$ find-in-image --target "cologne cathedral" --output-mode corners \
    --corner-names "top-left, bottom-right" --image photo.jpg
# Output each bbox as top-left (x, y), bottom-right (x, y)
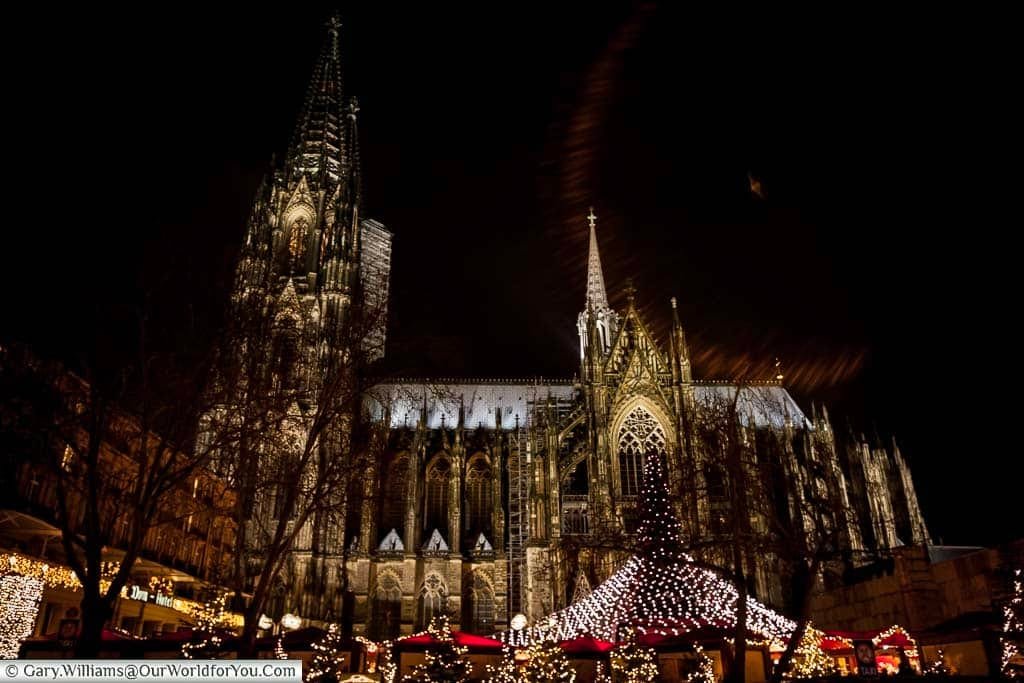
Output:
top-left (221, 17), bottom-right (931, 639)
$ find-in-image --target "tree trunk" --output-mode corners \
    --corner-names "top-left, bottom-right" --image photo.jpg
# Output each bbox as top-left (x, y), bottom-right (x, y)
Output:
top-left (729, 550), bottom-right (749, 683)
top-left (769, 560), bottom-right (818, 683)
top-left (238, 600), bottom-right (262, 658)
top-left (74, 591), bottom-right (113, 658)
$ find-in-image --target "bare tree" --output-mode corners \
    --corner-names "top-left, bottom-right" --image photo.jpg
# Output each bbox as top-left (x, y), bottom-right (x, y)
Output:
top-left (204, 273), bottom-right (389, 656)
top-left (0, 317), bottom-right (237, 657)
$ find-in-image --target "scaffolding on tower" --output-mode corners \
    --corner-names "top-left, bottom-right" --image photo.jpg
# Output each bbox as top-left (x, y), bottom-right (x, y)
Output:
top-left (507, 420), bottom-right (530, 618)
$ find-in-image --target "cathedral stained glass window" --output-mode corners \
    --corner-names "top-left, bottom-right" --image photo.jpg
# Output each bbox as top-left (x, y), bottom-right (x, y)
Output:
top-left (617, 407), bottom-right (666, 497)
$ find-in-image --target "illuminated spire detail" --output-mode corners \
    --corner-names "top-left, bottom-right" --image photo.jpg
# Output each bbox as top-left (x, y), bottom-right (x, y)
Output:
top-left (586, 207), bottom-right (610, 312)
top-left (286, 12), bottom-right (349, 189)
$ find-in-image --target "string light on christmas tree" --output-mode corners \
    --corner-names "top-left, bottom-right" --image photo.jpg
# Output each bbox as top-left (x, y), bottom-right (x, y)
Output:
top-left (379, 640), bottom-right (398, 683)
top-left (403, 616), bottom-right (472, 682)
top-left (501, 454), bottom-right (794, 646)
top-left (0, 575), bottom-right (43, 658)
top-left (788, 625), bottom-right (834, 679)
top-left (307, 623), bottom-right (346, 682)
top-left (1003, 569), bottom-right (1023, 679)
top-left (925, 648), bottom-right (951, 676)
top-left (484, 645), bottom-right (522, 683)
top-left (181, 591), bottom-right (229, 659)
top-left (611, 633), bottom-right (659, 683)
top-left (517, 638), bottom-right (575, 682)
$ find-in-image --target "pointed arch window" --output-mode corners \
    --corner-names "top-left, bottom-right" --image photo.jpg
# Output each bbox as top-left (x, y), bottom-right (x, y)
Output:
top-left (370, 572), bottom-right (402, 640)
top-left (424, 457), bottom-right (450, 535)
top-left (289, 216), bottom-right (309, 267)
top-left (416, 573), bottom-right (447, 630)
top-left (382, 456), bottom-right (408, 541)
top-left (465, 456), bottom-right (492, 538)
top-left (617, 407), bottom-right (666, 497)
top-left (464, 572), bottom-right (495, 634)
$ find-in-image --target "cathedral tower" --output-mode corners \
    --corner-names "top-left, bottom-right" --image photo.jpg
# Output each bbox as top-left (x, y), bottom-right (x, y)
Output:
top-left (219, 14), bottom-right (392, 625)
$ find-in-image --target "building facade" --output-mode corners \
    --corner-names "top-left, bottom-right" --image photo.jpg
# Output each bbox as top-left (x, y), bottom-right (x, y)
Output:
top-left (221, 16), bottom-right (932, 640)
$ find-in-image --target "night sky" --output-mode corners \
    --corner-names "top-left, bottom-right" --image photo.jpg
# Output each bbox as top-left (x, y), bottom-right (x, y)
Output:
top-left (6, 5), bottom-right (1018, 544)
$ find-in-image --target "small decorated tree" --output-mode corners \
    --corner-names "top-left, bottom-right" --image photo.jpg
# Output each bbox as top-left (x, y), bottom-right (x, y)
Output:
top-left (789, 626), bottom-right (834, 678)
top-left (684, 645), bottom-right (715, 683)
top-left (182, 591), bottom-right (229, 659)
top-left (519, 638), bottom-right (576, 682)
top-left (925, 648), bottom-right (951, 676)
top-left (307, 623), bottom-right (347, 682)
top-left (485, 645), bottom-right (522, 683)
top-left (403, 616), bottom-right (471, 682)
top-left (611, 635), bottom-right (659, 683)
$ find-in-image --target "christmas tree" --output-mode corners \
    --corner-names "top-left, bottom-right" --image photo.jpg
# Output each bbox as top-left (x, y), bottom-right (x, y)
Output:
top-left (403, 616), bottom-right (472, 682)
top-left (181, 591), bottom-right (228, 659)
top-left (788, 625), bottom-right (834, 679)
top-left (636, 453), bottom-right (683, 566)
top-left (1004, 569), bottom-right (1023, 679)
top-left (484, 645), bottom-right (522, 683)
top-left (611, 633), bottom-right (659, 683)
top-left (500, 453), bottom-right (794, 646)
top-left (306, 623), bottom-right (346, 682)
top-left (518, 639), bottom-right (576, 682)
top-left (684, 644), bottom-right (715, 683)
top-left (925, 648), bottom-right (951, 676)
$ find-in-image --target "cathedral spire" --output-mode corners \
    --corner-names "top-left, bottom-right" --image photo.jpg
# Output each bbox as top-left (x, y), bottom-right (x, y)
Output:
top-left (286, 13), bottom-right (349, 189)
top-left (585, 207), bottom-right (610, 312)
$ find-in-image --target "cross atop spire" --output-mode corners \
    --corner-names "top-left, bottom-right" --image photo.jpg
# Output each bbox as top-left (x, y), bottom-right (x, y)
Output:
top-left (285, 13), bottom-right (350, 190)
top-left (585, 208), bottom-right (610, 312)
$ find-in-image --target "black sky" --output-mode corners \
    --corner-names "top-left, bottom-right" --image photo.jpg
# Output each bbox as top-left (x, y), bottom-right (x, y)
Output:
top-left (5, 4), bottom-right (1019, 545)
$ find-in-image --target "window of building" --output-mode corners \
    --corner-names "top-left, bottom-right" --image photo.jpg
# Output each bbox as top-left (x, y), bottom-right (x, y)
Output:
top-left (416, 573), bottom-right (447, 630)
top-left (382, 456), bottom-right (408, 540)
top-left (465, 456), bottom-right (492, 538)
top-left (617, 407), bottom-right (666, 497)
top-left (370, 571), bottom-right (402, 641)
top-left (424, 457), bottom-right (450, 535)
top-left (464, 572), bottom-right (495, 634)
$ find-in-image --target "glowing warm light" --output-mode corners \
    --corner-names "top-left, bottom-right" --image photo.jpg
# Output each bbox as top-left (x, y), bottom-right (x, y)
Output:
top-left (281, 613), bottom-right (302, 631)
top-left (500, 454), bottom-right (795, 647)
top-left (0, 575), bottom-right (43, 658)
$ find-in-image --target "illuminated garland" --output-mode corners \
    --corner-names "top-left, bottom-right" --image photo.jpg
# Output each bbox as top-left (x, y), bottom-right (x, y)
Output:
top-left (1, 551), bottom-right (244, 625)
top-left (181, 592), bottom-right (228, 659)
top-left (686, 644), bottom-right (715, 683)
top-left (307, 623), bottom-right (346, 681)
top-left (1003, 569), bottom-right (1023, 679)
top-left (501, 456), bottom-right (795, 646)
top-left (0, 575), bottom-right (43, 658)
top-left (1, 551), bottom-right (89, 591)
top-left (403, 616), bottom-right (471, 682)
top-left (594, 662), bottom-right (612, 683)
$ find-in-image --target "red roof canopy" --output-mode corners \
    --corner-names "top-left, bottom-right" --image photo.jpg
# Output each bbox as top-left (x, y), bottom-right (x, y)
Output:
top-left (560, 635), bottom-right (615, 655)
top-left (821, 626), bottom-right (916, 650)
top-left (397, 630), bottom-right (503, 651)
